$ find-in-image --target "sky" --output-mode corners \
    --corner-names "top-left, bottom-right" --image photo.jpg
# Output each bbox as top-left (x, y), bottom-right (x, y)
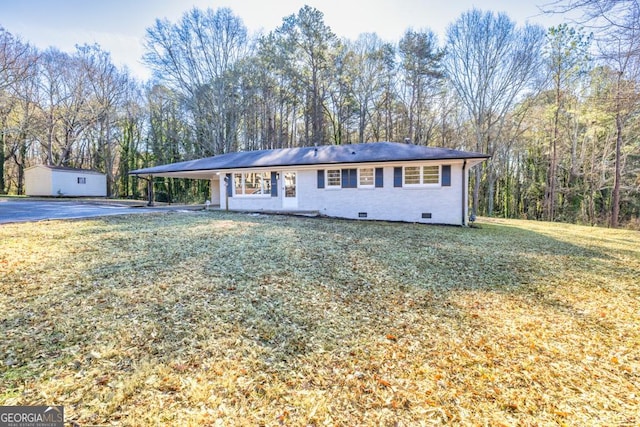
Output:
top-left (0, 0), bottom-right (568, 81)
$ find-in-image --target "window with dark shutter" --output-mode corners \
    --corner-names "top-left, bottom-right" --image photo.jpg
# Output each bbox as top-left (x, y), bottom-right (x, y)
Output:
top-left (317, 170), bottom-right (325, 188)
top-left (341, 169), bottom-right (357, 188)
top-left (393, 167), bottom-right (402, 187)
top-left (226, 173), bottom-right (233, 197)
top-left (375, 168), bottom-right (383, 188)
top-left (271, 172), bottom-right (278, 196)
top-left (402, 165), bottom-right (441, 186)
top-left (442, 165), bottom-right (451, 186)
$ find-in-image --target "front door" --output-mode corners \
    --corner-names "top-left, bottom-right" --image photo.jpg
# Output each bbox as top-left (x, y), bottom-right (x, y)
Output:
top-left (282, 171), bottom-right (298, 209)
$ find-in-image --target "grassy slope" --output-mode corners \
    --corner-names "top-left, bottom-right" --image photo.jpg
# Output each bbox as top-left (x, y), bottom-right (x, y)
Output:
top-left (0, 212), bottom-right (638, 426)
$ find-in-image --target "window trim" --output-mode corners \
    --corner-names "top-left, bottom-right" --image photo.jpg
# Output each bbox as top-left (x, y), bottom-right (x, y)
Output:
top-left (358, 167), bottom-right (375, 188)
top-left (326, 169), bottom-right (341, 188)
top-left (402, 164), bottom-right (441, 187)
top-left (422, 165), bottom-right (440, 185)
top-left (233, 171), bottom-right (272, 197)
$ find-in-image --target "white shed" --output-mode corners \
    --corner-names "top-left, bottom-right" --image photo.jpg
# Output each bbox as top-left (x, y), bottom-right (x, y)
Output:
top-left (24, 165), bottom-right (107, 197)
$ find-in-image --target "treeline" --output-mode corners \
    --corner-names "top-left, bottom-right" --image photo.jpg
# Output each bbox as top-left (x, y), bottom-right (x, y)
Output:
top-left (1, 1), bottom-right (639, 226)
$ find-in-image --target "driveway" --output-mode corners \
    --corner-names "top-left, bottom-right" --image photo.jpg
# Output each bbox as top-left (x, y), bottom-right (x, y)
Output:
top-left (0, 198), bottom-right (183, 224)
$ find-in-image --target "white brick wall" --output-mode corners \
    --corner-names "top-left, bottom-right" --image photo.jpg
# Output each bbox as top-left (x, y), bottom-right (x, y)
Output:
top-left (219, 160), bottom-right (470, 226)
top-left (299, 163), bottom-right (466, 225)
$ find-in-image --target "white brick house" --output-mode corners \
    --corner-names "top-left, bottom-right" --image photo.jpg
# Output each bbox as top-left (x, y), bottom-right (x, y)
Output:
top-left (130, 142), bottom-right (489, 226)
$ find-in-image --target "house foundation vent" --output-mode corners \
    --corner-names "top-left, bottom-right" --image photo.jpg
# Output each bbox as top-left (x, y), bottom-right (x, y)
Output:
top-left (422, 213), bottom-right (432, 219)
top-left (358, 212), bottom-right (368, 218)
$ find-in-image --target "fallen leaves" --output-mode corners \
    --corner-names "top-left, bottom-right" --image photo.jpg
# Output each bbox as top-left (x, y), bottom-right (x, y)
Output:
top-left (1, 212), bottom-right (639, 426)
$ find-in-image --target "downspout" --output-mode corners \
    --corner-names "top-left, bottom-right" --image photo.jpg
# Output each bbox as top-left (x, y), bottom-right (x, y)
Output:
top-left (461, 160), bottom-right (467, 226)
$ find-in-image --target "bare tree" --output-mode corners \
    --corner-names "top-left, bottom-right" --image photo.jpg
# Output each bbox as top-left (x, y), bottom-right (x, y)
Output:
top-left (274, 5), bottom-right (339, 146)
top-left (444, 9), bottom-right (545, 217)
top-left (37, 48), bottom-right (94, 167)
top-left (543, 24), bottom-right (592, 221)
top-left (0, 28), bottom-right (31, 193)
top-left (345, 34), bottom-right (393, 143)
top-left (325, 42), bottom-right (355, 144)
top-left (547, 0), bottom-right (640, 227)
top-left (397, 29), bottom-right (444, 145)
top-left (6, 46), bottom-right (40, 194)
top-left (143, 7), bottom-right (249, 155)
top-left (78, 44), bottom-right (129, 196)
top-left (118, 79), bottom-right (146, 198)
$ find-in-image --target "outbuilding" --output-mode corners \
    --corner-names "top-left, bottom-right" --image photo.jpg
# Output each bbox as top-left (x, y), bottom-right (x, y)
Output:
top-left (24, 165), bottom-right (107, 197)
top-left (130, 142), bottom-right (489, 226)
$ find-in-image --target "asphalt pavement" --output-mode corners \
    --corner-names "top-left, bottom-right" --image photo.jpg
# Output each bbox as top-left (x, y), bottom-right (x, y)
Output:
top-left (0, 198), bottom-right (197, 224)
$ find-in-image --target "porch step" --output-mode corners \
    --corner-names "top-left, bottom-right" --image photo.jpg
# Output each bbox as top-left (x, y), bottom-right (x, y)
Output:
top-left (230, 209), bottom-right (320, 217)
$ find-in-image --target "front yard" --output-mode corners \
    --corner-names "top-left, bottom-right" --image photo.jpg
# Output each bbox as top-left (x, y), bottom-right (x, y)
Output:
top-left (1, 212), bottom-right (638, 425)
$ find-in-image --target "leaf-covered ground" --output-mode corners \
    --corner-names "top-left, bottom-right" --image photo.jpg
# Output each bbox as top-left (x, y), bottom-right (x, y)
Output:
top-left (1, 212), bottom-right (638, 426)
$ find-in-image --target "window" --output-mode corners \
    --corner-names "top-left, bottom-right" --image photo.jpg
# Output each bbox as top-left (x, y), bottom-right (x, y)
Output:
top-left (233, 172), bottom-right (271, 196)
top-left (404, 166), bottom-right (421, 185)
top-left (245, 172), bottom-right (271, 195)
top-left (359, 168), bottom-right (374, 187)
top-left (77, 177), bottom-right (86, 184)
top-left (342, 169), bottom-right (357, 188)
top-left (327, 169), bottom-right (341, 187)
top-left (423, 165), bottom-right (439, 184)
top-left (403, 165), bottom-right (441, 186)
top-left (322, 168), bottom-right (382, 189)
top-left (234, 174), bottom-right (243, 195)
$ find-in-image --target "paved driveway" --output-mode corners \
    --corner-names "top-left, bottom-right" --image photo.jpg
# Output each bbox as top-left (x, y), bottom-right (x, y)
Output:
top-left (0, 199), bottom-right (167, 224)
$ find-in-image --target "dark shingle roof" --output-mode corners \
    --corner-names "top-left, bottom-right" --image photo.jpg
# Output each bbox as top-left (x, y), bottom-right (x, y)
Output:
top-left (130, 142), bottom-right (489, 175)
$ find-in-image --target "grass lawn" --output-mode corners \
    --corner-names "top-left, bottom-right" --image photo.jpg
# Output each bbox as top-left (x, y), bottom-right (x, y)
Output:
top-left (1, 212), bottom-right (638, 426)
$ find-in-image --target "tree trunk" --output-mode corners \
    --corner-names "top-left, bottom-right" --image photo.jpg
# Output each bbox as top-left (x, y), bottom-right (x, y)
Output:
top-left (0, 116), bottom-right (5, 194)
top-left (611, 109), bottom-right (622, 228)
top-left (47, 110), bottom-right (54, 166)
top-left (546, 88), bottom-right (561, 222)
top-left (487, 163), bottom-right (495, 216)
top-left (17, 162), bottom-right (24, 195)
top-left (147, 178), bottom-right (154, 207)
top-left (471, 170), bottom-right (480, 217)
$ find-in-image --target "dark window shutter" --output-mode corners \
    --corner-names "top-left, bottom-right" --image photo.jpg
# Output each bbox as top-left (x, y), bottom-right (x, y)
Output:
top-left (442, 165), bottom-right (451, 186)
top-left (317, 170), bottom-right (325, 188)
top-left (375, 168), bottom-right (383, 188)
top-left (393, 167), bottom-right (402, 187)
top-left (226, 173), bottom-right (233, 197)
top-left (271, 172), bottom-right (278, 196)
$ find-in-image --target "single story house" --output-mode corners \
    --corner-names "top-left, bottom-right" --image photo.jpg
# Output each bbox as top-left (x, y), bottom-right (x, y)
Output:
top-left (130, 142), bottom-right (489, 226)
top-left (24, 165), bottom-right (107, 197)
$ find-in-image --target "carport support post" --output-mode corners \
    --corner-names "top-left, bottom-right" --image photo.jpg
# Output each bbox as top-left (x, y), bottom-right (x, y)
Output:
top-left (224, 175), bottom-right (229, 211)
top-left (147, 175), bottom-right (154, 207)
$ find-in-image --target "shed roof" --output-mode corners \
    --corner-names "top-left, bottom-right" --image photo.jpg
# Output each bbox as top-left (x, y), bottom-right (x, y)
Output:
top-left (130, 142), bottom-right (489, 178)
top-left (26, 165), bottom-right (106, 175)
